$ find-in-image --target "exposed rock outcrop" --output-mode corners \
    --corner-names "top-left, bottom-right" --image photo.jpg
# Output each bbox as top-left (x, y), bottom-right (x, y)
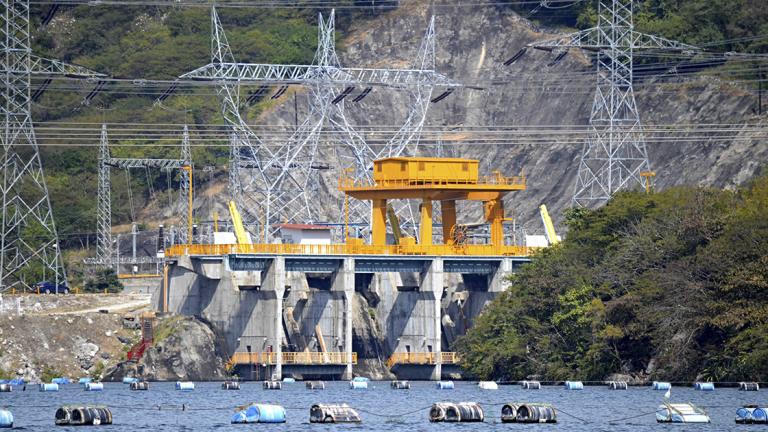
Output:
top-left (105, 315), bottom-right (227, 381)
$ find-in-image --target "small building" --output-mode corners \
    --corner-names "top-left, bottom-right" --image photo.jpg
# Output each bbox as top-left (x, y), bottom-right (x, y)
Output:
top-left (373, 157), bottom-right (479, 184)
top-left (276, 224), bottom-right (332, 245)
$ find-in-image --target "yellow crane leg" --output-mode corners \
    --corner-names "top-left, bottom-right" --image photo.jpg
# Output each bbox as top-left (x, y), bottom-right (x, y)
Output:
top-left (419, 199), bottom-right (433, 245)
top-left (372, 199), bottom-right (387, 245)
top-left (441, 200), bottom-right (457, 245)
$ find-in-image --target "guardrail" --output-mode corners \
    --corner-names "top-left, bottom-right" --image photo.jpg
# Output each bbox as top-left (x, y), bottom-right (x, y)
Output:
top-left (227, 351), bottom-right (357, 367)
top-left (338, 174), bottom-right (526, 190)
top-left (166, 243), bottom-right (531, 258)
top-left (386, 352), bottom-right (459, 369)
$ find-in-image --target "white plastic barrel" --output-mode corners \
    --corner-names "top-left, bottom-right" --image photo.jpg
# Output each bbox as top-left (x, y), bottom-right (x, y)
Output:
top-left (175, 381), bottom-right (195, 391)
top-left (40, 383), bottom-right (59, 392)
top-left (564, 381), bottom-right (583, 390)
top-left (85, 382), bottom-right (104, 392)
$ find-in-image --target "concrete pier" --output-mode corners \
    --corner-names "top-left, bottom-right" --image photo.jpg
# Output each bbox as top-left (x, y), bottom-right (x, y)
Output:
top-left (156, 253), bottom-right (528, 380)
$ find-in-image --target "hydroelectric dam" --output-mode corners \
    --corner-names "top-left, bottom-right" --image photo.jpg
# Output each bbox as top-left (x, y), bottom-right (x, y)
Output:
top-left (152, 157), bottom-right (537, 381)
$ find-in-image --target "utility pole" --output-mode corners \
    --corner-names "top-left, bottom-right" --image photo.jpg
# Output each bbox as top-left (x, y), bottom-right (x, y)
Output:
top-left (1, 0), bottom-right (104, 291)
top-left (525, 0), bottom-right (697, 207)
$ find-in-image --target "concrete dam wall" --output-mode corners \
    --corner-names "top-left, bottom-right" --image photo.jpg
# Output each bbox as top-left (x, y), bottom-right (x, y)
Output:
top-left (154, 254), bottom-right (526, 380)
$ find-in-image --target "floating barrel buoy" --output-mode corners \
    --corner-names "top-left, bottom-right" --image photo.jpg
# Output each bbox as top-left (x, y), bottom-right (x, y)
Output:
top-left (175, 381), bottom-right (195, 391)
top-left (736, 406), bottom-right (768, 424)
top-left (564, 381), bottom-right (583, 390)
top-left (221, 381), bottom-right (240, 390)
top-left (478, 381), bottom-right (498, 390)
top-left (501, 403), bottom-right (557, 423)
top-left (352, 377), bottom-right (369, 382)
top-left (652, 381), bottom-right (671, 390)
top-left (306, 381), bottom-right (325, 390)
top-left (282, 377), bottom-right (296, 383)
top-left (0, 384), bottom-right (11, 393)
top-left (429, 402), bottom-right (484, 423)
top-left (521, 380), bottom-right (541, 389)
top-left (0, 409), bottom-right (12, 428)
top-left (85, 382), bottom-right (104, 392)
top-left (436, 381), bottom-right (454, 390)
top-left (694, 382), bottom-right (715, 391)
top-left (607, 381), bottom-right (628, 390)
top-left (349, 380), bottom-right (368, 389)
top-left (78, 377), bottom-right (92, 385)
top-left (40, 383), bottom-right (59, 392)
top-left (231, 404), bottom-right (286, 424)
top-left (55, 405), bottom-right (112, 426)
top-left (740, 382), bottom-right (760, 391)
top-left (391, 380), bottom-right (410, 390)
top-left (656, 403), bottom-right (710, 423)
top-left (122, 377), bottom-right (139, 384)
top-left (51, 377), bottom-right (70, 385)
top-left (263, 381), bottom-right (282, 390)
top-left (129, 381), bottom-right (149, 391)
top-left (310, 404), bottom-right (361, 423)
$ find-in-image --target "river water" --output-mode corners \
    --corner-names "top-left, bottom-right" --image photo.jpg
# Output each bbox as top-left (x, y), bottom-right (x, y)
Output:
top-left (0, 381), bottom-right (761, 431)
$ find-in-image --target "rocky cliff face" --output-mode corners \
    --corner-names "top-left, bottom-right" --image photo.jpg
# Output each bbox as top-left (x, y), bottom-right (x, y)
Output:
top-left (106, 314), bottom-right (227, 381)
top-left (250, 1), bottom-right (766, 232)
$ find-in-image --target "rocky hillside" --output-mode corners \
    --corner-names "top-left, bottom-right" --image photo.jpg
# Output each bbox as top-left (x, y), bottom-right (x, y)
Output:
top-left (253, 1), bottom-right (766, 233)
top-left (0, 294), bottom-right (146, 382)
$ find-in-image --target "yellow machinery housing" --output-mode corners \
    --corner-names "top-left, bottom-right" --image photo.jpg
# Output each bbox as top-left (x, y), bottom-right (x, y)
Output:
top-left (340, 157), bottom-right (526, 251)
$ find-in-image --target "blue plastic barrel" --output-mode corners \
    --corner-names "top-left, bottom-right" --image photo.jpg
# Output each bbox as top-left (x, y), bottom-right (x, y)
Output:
top-left (51, 377), bottom-right (70, 385)
top-left (349, 380), bottom-right (368, 389)
top-left (248, 404), bottom-right (286, 423)
top-left (85, 382), bottom-right (104, 392)
top-left (753, 408), bottom-right (768, 422)
top-left (40, 383), bottom-right (59, 392)
top-left (282, 377), bottom-right (296, 383)
top-left (122, 377), bottom-right (139, 384)
top-left (436, 381), bottom-right (454, 390)
top-left (694, 382), bottom-right (715, 391)
top-left (175, 381), bottom-right (195, 391)
top-left (736, 407), bottom-right (753, 422)
top-left (231, 404), bottom-right (286, 424)
top-left (564, 381), bottom-right (584, 390)
top-left (0, 409), bottom-right (13, 428)
top-left (652, 381), bottom-right (671, 390)
top-left (78, 377), bottom-right (92, 385)
top-left (352, 377), bottom-right (369, 382)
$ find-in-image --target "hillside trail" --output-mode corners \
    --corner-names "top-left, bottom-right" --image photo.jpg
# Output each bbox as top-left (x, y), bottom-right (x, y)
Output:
top-left (31, 295), bottom-right (151, 316)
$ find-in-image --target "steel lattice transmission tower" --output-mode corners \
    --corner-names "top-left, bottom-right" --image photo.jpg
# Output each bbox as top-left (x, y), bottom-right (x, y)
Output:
top-left (90, 125), bottom-right (189, 266)
top-left (527, 0), bottom-right (696, 207)
top-left (96, 125), bottom-right (112, 264)
top-left (1, 0), bottom-right (104, 290)
top-left (183, 7), bottom-right (456, 240)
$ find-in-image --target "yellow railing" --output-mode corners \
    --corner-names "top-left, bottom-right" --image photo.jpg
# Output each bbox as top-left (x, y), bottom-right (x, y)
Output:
top-left (386, 352), bottom-right (459, 369)
top-left (227, 351), bottom-right (357, 367)
top-left (166, 242), bottom-right (532, 258)
top-left (338, 174), bottom-right (526, 191)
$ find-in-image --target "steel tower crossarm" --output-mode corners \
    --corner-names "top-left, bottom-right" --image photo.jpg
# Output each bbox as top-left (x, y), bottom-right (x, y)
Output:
top-left (105, 158), bottom-right (187, 170)
top-left (26, 54), bottom-right (106, 77)
top-left (528, 28), bottom-right (698, 52)
top-left (181, 63), bottom-right (458, 88)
